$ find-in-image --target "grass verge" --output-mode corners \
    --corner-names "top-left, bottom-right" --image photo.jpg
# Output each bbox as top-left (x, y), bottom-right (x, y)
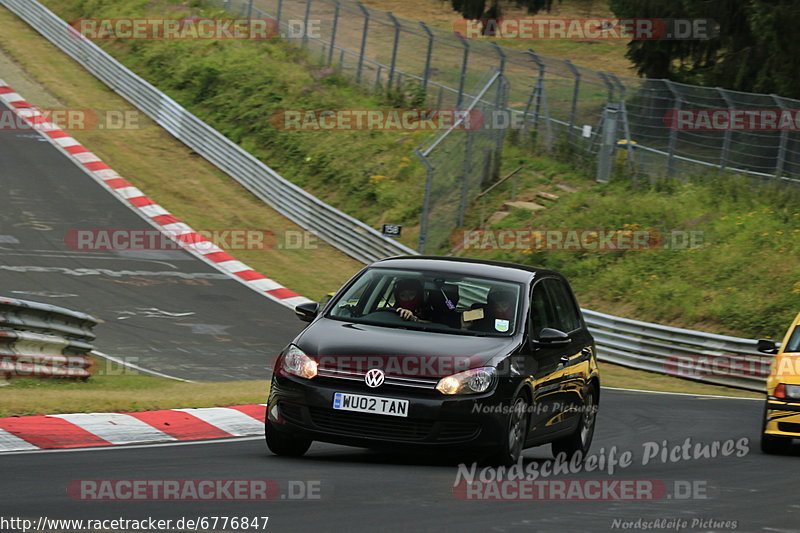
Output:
top-left (0, 359), bottom-right (759, 418)
top-left (0, 361), bottom-right (270, 417)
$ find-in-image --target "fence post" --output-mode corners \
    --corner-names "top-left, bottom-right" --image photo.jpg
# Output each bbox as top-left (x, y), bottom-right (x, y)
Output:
top-left (276, 0), bottom-right (283, 28)
top-left (564, 60), bottom-right (581, 147)
top-left (419, 22), bottom-right (434, 97)
top-left (456, 34), bottom-right (470, 109)
top-left (246, 0), bottom-right (254, 20)
top-left (717, 88), bottom-right (734, 171)
top-left (386, 12), bottom-right (401, 91)
top-left (664, 80), bottom-right (681, 176)
top-left (302, 0), bottom-right (313, 47)
top-left (596, 104), bottom-right (619, 183)
top-left (459, 129), bottom-right (475, 226)
top-left (327, 0), bottom-right (340, 65)
top-left (522, 50), bottom-right (544, 128)
top-left (355, 2), bottom-right (370, 84)
top-left (772, 94), bottom-right (789, 180)
top-left (488, 42), bottom-right (506, 76)
top-left (415, 150), bottom-right (434, 254)
top-left (609, 73), bottom-right (634, 172)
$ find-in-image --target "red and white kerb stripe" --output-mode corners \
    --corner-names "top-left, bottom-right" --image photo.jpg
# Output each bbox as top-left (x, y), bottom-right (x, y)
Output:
top-left (0, 80), bottom-right (312, 309)
top-left (0, 404), bottom-right (266, 451)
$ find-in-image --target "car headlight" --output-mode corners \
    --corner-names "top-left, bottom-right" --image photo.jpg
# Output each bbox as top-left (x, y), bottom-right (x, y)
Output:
top-left (782, 384), bottom-right (800, 400)
top-left (281, 345), bottom-right (317, 379)
top-left (436, 367), bottom-right (496, 395)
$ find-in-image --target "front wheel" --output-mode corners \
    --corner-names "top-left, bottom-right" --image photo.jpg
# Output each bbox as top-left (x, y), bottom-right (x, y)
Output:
top-left (486, 394), bottom-right (529, 466)
top-left (552, 387), bottom-right (597, 463)
top-left (265, 419), bottom-right (312, 457)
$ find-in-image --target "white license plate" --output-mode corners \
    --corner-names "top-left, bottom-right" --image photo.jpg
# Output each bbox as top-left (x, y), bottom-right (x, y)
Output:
top-left (332, 392), bottom-right (409, 417)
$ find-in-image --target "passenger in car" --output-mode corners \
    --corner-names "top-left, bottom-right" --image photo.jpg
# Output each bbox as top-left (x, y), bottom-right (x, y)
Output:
top-left (464, 288), bottom-right (516, 333)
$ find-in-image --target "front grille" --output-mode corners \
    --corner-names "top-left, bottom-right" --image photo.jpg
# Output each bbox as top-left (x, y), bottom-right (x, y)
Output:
top-left (778, 422), bottom-right (800, 434)
top-left (309, 407), bottom-right (434, 441)
top-left (438, 421), bottom-right (481, 442)
top-left (278, 402), bottom-right (305, 425)
top-left (316, 367), bottom-right (439, 390)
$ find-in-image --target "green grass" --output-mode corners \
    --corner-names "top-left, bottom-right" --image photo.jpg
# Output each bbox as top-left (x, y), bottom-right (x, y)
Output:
top-left (0, 360), bottom-right (270, 417)
top-left (0, 358), bottom-right (758, 418)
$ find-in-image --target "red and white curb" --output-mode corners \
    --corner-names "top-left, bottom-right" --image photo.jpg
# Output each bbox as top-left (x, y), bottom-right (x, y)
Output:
top-left (0, 80), bottom-right (313, 310)
top-left (0, 81), bottom-right (313, 451)
top-left (0, 404), bottom-right (266, 452)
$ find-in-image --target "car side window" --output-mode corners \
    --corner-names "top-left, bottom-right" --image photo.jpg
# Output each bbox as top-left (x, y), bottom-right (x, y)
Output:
top-left (543, 278), bottom-right (581, 333)
top-left (530, 282), bottom-right (558, 340)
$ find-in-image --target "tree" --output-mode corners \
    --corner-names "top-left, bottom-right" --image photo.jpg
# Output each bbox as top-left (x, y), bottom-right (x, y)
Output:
top-left (609, 0), bottom-right (800, 98)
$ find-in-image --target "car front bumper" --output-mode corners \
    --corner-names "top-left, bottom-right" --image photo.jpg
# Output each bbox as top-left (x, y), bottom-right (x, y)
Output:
top-left (267, 374), bottom-right (513, 450)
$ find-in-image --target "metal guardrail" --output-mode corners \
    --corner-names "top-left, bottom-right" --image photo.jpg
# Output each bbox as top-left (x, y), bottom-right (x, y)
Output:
top-left (0, 297), bottom-right (98, 379)
top-left (583, 309), bottom-right (770, 392)
top-left (1, 0), bottom-right (774, 392)
top-left (0, 0), bottom-right (416, 265)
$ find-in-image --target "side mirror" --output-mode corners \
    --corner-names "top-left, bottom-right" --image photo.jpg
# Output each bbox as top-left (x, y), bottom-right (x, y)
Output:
top-left (295, 302), bottom-right (319, 323)
top-left (533, 327), bottom-right (571, 346)
top-left (757, 339), bottom-right (779, 355)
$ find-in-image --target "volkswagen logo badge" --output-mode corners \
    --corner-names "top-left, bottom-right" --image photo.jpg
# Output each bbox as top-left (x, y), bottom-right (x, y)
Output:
top-left (365, 368), bottom-right (385, 388)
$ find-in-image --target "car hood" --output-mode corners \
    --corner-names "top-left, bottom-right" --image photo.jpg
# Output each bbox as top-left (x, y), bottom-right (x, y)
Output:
top-left (294, 317), bottom-right (520, 375)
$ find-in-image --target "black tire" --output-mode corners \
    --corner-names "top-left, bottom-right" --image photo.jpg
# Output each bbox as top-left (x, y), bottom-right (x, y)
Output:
top-left (760, 402), bottom-right (792, 455)
top-left (487, 394), bottom-right (529, 466)
top-left (551, 387), bottom-right (597, 463)
top-left (265, 419), bottom-right (312, 457)
top-left (761, 433), bottom-right (792, 455)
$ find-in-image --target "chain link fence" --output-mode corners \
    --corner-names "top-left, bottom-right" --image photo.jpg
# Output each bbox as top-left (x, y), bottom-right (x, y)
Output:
top-left (212, 0), bottom-right (800, 186)
top-left (414, 70), bottom-right (509, 253)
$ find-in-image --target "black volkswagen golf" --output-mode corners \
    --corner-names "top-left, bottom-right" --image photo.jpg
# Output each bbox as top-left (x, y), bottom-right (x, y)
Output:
top-left (266, 256), bottom-right (599, 465)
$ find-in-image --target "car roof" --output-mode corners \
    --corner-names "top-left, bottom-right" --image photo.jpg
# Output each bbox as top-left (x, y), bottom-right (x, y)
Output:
top-left (369, 256), bottom-right (561, 284)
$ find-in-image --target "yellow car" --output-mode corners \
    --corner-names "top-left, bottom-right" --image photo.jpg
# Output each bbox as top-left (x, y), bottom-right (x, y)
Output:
top-left (759, 312), bottom-right (800, 454)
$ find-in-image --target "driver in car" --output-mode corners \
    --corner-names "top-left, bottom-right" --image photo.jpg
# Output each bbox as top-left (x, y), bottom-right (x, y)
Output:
top-left (392, 278), bottom-right (427, 322)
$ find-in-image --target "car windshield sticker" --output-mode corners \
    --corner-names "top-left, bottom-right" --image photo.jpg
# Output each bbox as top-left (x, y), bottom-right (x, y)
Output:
top-left (495, 319), bottom-right (509, 332)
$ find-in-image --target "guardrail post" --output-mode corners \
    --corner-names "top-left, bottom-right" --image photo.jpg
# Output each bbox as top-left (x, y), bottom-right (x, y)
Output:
top-left (302, 0), bottom-right (313, 47)
top-left (419, 22), bottom-right (434, 97)
top-left (386, 12), bottom-right (401, 91)
top-left (415, 150), bottom-right (434, 254)
top-left (327, 0), bottom-right (340, 66)
top-left (596, 104), bottom-right (619, 183)
top-left (772, 94), bottom-right (789, 180)
top-left (355, 2), bottom-right (370, 84)
top-left (717, 87), bottom-right (734, 171)
top-left (564, 60), bottom-right (581, 147)
top-left (456, 34), bottom-right (470, 109)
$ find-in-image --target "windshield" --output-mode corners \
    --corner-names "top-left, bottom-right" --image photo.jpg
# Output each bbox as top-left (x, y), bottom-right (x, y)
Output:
top-left (326, 267), bottom-right (522, 337)
top-left (785, 326), bottom-right (800, 353)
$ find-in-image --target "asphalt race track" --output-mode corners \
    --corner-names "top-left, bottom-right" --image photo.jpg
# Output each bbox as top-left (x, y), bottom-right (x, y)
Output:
top-left (0, 99), bottom-right (304, 381)
top-left (2, 390), bottom-right (797, 532)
